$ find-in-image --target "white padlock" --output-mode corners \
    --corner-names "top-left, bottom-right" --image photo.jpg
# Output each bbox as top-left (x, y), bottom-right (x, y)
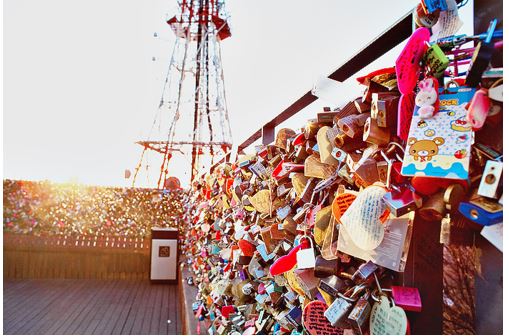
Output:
top-left (296, 236), bottom-right (316, 269)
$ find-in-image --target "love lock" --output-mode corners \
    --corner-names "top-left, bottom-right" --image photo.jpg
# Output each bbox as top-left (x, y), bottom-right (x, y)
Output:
top-left (296, 235), bottom-right (316, 269)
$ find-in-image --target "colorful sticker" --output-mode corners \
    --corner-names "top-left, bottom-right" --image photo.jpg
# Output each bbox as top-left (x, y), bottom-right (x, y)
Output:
top-left (401, 87), bottom-right (475, 179)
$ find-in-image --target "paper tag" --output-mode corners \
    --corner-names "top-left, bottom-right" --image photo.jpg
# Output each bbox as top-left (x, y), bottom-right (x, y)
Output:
top-left (370, 296), bottom-right (407, 335)
top-left (430, 0), bottom-right (463, 42)
top-left (337, 215), bottom-right (411, 272)
top-left (340, 186), bottom-right (386, 250)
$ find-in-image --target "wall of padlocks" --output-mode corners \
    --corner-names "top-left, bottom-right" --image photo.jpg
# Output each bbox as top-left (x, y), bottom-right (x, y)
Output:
top-left (181, 0), bottom-right (503, 334)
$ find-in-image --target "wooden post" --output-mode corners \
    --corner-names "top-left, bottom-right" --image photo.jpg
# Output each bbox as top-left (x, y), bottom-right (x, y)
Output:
top-left (400, 215), bottom-right (443, 334)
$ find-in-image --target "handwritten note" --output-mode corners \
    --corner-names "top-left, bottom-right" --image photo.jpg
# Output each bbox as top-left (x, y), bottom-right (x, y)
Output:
top-left (337, 215), bottom-right (411, 272)
top-left (396, 28), bottom-right (430, 94)
top-left (340, 186), bottom-right (386, 250)
top-left (303, 300), bottom-right (344, 335)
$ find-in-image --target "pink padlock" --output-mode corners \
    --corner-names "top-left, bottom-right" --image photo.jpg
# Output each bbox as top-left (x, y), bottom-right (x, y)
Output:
top-left (466, 88), bottom-right (490, 130)
top-left (391, 286), bottom-right (422, 312)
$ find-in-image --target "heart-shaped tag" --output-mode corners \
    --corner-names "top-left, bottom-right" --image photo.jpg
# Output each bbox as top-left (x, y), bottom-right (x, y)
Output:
top-left (370, 296), bottom-right (408, 335)
top-left (340, 185), bottom-right (386, 250)
top-left (396, 27), bottom-right (430, 95)
top-left (303, 300), bottom-right (344, 335)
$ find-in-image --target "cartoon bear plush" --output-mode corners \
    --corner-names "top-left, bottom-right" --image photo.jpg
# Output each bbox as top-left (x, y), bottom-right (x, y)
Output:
top-left (408, 137), bottom-right (445, 161)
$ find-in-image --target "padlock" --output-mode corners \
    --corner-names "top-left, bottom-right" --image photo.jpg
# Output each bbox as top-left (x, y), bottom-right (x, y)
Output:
top-left (317, 108), bottom-right (338, 124)
top-left (391, 285), bottom-right (422, 312)
top-left (363, 117), bottom-right (390, 145)
top-left (354, 260), bottom-right (377, 280)
top-left (294, 268), bottom-right (320, 299)
top-left (324, 284), bottom-right (366, 328)
top-left (275, 128), bottom-right (296, 150)
top-left (418, 190), bottom-right (446, 221)
top-left (319, 275), bottom-right (345, 297)
top-left (466, 87), bottom-right (490, 130)
top-left (383, 187), bottom-right (423, 217)
top-left (334, 133), bottom-right (365, 152)
top-left (423, 43), bottom-right (450, 77)
top-left (354, 97), bottom-right (371, 113)
top-left (477, 160), bottom-right (503, 199)
top-left (324, 297), bottom-right (353, 328)
top-left (335, 100), bottom-right (361, 121)
top-left (284, 306), bottom-right (302, 329)
top-left (313, 255), bottom-right (340, 278)
top-left (459, 194), bottom-right (503, 226)
top-left (304, 120), bottom-right (320, 140)
top-left (296, 236), bottom-right (316, 269)
top-left (347, 294), bottom-right (371, 331)
top-left (373, 94), bottom-right (399, 131)
top-left (336, 113), bottom-right (370, 138)
top-left (353, 157), bottom-right (383, 188)
top-left (362, 80), bottom-right (389, 105)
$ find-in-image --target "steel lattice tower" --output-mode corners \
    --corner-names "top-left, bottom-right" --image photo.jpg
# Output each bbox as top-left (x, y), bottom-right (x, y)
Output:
top-left (134, 0), bottom-right (233, 187)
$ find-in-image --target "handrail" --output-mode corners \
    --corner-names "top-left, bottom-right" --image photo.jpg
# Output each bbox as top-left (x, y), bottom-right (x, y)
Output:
top-left (201, 10), bottom-right (414, 178)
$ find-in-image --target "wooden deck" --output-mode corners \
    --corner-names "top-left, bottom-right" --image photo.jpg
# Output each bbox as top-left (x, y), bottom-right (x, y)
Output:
top-left (3, 279), bottom-right (181, 335)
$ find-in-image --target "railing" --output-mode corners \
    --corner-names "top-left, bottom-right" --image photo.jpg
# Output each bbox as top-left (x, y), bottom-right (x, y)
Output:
top-left (201, 9), bottom-right (414, 176)
top-left (4, 233), bottom-right (151, 280)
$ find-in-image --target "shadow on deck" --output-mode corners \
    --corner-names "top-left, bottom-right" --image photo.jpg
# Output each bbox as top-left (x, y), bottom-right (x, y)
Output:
top-left (3, 279), bottom-right (181, 335)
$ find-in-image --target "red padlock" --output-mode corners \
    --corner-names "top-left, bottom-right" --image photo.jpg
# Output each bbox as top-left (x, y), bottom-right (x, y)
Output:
top-left (269, 239), bottom-right (310, 276)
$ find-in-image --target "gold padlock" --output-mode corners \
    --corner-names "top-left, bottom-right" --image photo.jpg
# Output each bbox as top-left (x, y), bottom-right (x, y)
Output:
top-left (363, 117), bottom-right (390, 145)
top-left (336, 113), bottom-right (369, 138)
top-left (354, 97), bottom-right (371, 113)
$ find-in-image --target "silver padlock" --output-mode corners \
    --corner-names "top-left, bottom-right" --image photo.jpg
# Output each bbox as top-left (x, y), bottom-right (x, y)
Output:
top-left (324, 284), bottom-right (366, 327)
top-left (296, 236), bottom-right (316, 269)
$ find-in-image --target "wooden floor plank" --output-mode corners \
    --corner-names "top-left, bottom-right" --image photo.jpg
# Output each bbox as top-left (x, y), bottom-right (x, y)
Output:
top-left (110, 280), bottom-right (143, 335)
top-left (101, 280), bottom-right (138, 335)
top-left (21, 280), bottom-right (88, 335)
top-left (34, 280), bottom-right (98, 335)
top-left (5, 280), bottom-right (75, 335)
top-left (70, 280), bottom-right (119, 335)
top-left (50, 280), bottom-right (106, 335)
top-left (82, 280), bottom-right (119, 335)
top-left (91, 279), bottom-right (129, 335)
top-left (4, 280), bottom-right (65, 333)
top-left (3, 279), bottom-right (180, 335)
top-left (125, 279), bottom-right (152, 335)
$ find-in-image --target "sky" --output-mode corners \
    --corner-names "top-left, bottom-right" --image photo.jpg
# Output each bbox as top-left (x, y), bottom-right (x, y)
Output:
top-left (3, 0), bottom-right (473, 187)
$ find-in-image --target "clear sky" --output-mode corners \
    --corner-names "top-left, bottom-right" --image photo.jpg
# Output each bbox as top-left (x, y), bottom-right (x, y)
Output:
top-left (3, 0), bottom-right (473, 187)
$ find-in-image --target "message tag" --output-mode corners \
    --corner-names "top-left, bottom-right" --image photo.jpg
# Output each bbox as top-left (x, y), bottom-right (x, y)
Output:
top-left (303, 300), bottom-right (344, 335)
top-left (430, 0), bottom-right (463, 42)
top-left (401, 86), bottom-right (475, 179)
top-left (369, 296), bottom-right (408, 335)
top-left (396, 27), bottom-right (430, 94)
top-left (337, 214), bottom-right (412, 272)
top-left (340, 186), bottom-right (386, 250)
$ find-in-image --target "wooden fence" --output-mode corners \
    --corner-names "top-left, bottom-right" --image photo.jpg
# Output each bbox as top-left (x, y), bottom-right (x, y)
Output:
top-left (3, 233), bottom-right (151, 280)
